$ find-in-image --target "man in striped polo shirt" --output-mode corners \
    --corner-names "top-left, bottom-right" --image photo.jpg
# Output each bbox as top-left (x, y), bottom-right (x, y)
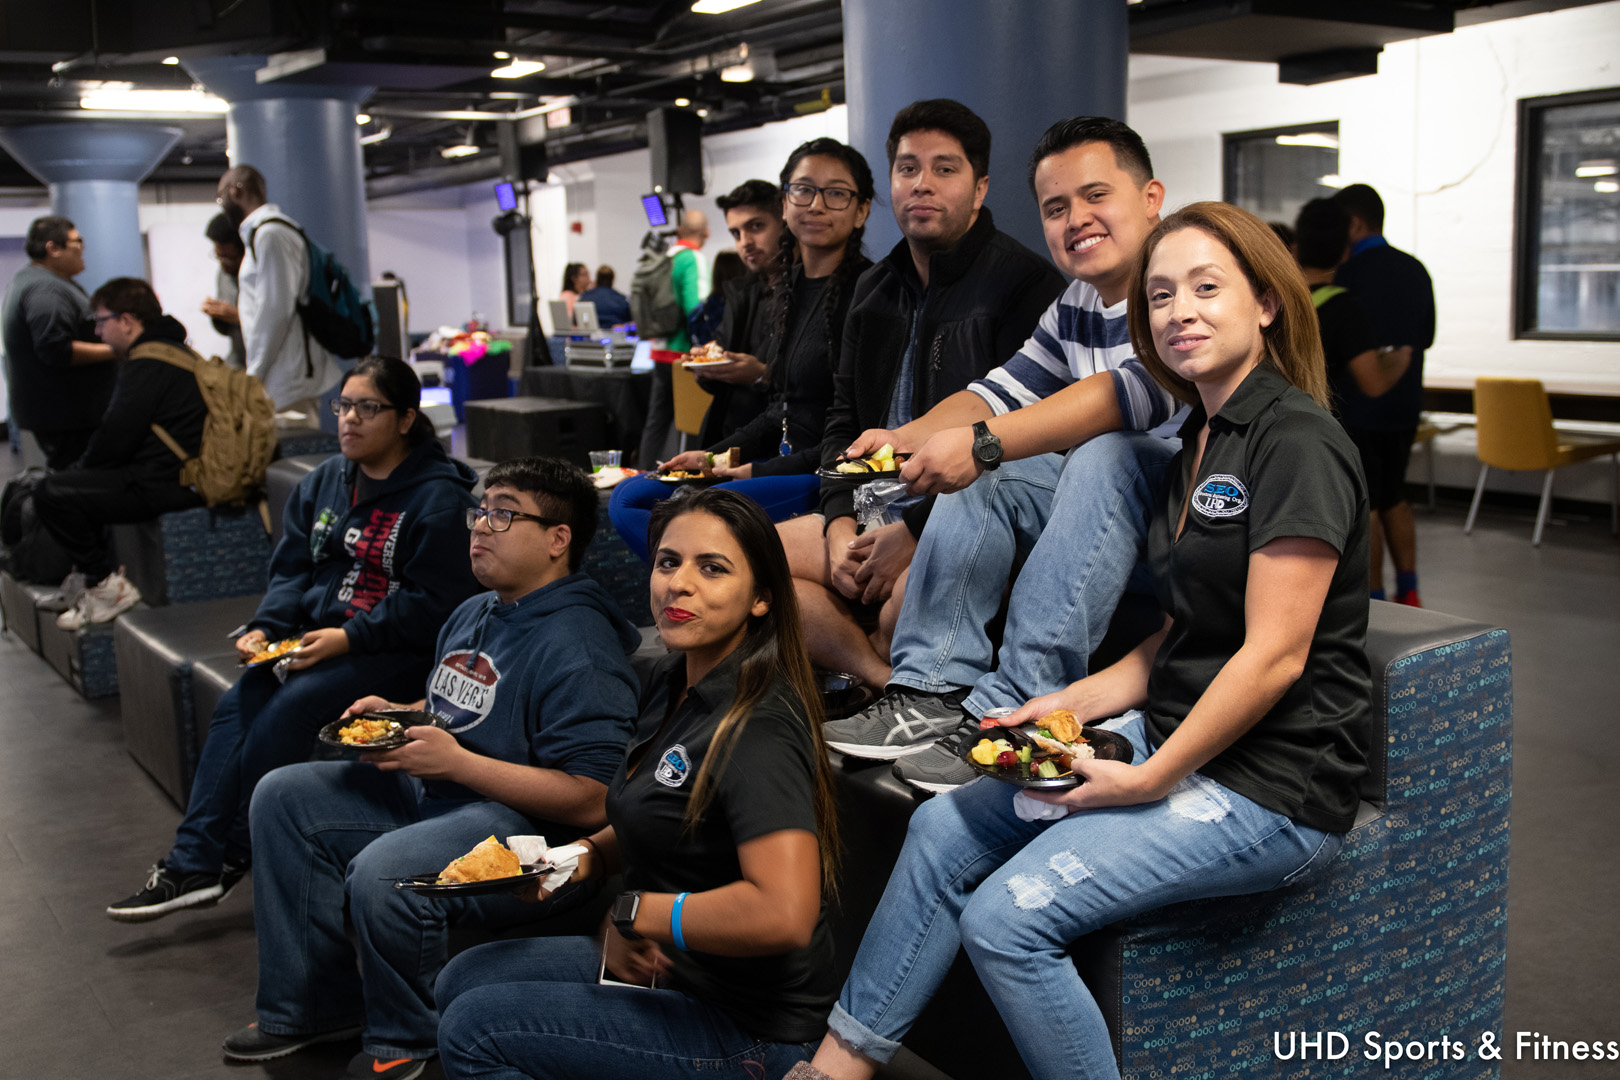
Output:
top-left (824, 118), bottom-right (1180, 791)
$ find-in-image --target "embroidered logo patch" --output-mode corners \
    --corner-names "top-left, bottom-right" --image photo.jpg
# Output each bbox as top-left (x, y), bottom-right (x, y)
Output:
top-left (1191, 474), bottom-right (1249, 518)
top-left (654, 744), bottom-right (691, 788)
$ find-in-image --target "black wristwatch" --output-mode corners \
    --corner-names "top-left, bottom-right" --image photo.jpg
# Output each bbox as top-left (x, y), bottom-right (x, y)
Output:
top-left (972, 420), bottom-right (1003, 472)
top-left (610, 890), bottom-right (643, 939)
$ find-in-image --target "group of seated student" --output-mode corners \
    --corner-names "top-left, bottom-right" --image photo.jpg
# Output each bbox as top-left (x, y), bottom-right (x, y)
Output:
top-left (94, 100), bottom-right (1373, 1080)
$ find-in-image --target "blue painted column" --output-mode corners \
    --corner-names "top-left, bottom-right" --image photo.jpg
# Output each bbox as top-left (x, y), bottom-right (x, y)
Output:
top-left (842, 0), bottom-right (1128, 261)
top-left (184, 56), bottom-right (373, 299)
top-left (0, 122), bottom-right (183, 292)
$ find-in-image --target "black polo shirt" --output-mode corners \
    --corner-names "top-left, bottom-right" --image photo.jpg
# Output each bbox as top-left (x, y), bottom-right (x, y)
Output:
top-left (605, 650), bottom-right (836, 1043)
top-left (1145, 363), bottom-right (1373, 834)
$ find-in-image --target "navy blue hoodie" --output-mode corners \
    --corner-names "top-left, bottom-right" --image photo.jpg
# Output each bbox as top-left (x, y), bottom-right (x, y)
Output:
top-left (422, 572), bottom-right (642, 805)
top-left (249, 439), bottom-right (481, 655)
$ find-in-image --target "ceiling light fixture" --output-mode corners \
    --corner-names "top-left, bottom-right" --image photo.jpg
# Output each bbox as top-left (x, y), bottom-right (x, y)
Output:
top-left (161, 56), bottom-right (180, 66)
top-left (691, 0), bottom-right (761, 13)
top-left (1276, 132), bottom-right (1339, 149)
top-left (696, 108), bottom-right (709, 118)
top-left (360, 126), bottom-right (392, 146)
top-left (493, 51), bottom-right (511, 60)
top-left (674, 97), bottom-right (691, 107)
top-left (355, 113), bottom-right (371, 125)
top-left (720, 64), bottom-right (753, 82)
top-left (442, 126), bottom-right (481, 158)
top-left (492, 59), bottom-right (545, 79)
top-left (1575, 162), bottom-right (1617, 178)
top-left (1595, 180), bottom-right (1620, 194)
top-left (79, 85), bottom-right (228, 114)
top-left (1317, 174), bottom-right (1348, 188)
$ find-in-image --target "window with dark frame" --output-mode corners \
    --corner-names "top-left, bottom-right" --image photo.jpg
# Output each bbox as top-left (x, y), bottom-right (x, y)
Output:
top-left (1515, 88), bottom-right (1620, 340)
top-left (1222, 122), bottom-right (1341, 233)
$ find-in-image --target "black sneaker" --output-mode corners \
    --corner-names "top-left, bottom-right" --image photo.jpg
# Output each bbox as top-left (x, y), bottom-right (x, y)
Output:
top-left (220, 859), bottom-right (249, 902)
top-left (893, 719), bottom-right (982, 793)
top-left (344, 1052), bottom-right (428, 1079)
top-left (822, 687), bottom-right (970, 760)
top-left (222, 1021), bottom-right (364, 1062)
top-left (106, 861), bottom-right (226, 923)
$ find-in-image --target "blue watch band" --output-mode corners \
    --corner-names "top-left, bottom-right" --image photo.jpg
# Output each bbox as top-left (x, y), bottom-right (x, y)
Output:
top-left (671, 891), bottom-right (691, 951)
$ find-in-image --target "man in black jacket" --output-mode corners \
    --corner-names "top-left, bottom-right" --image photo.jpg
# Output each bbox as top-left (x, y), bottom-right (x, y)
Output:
top-left (35, 277), bottom-right (207, 628)
top-left (779, 100), bottom-right (1064, 689)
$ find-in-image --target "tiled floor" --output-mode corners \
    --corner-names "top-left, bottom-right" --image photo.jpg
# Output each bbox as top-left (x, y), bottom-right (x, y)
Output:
top-left (0, 491), bottom-right (1614, 1080)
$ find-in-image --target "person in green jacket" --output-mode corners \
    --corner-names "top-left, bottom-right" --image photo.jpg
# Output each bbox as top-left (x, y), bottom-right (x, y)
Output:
top-left (638, 210), bottom-right (711, 466)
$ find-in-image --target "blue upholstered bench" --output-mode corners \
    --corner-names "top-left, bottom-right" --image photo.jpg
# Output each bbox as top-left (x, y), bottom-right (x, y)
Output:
top-left (112, 505), bottom-right (271, 607)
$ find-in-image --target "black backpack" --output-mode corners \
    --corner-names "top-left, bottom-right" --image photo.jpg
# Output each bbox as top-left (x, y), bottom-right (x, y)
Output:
top-left (249, 217), bottom-right (376, 362)
top-left (0, 469), bottom-right (73, 584)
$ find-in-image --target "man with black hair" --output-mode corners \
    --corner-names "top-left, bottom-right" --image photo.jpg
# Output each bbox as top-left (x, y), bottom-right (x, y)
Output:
top-left (826, 117), bottom-right (1182, 793)
top-left (578, 264), bottom-right (631, 326)
top-left (1, 215), bottom-right (116, 467)
top-left (1333, 183), bottom-right (1434, 606)
top-left (34, 277), bottom-right (207, 627)
top-left (203, 212), bottom-right (247, 369)
top-left (221, 456), bottom-right (641, 1080)
top-left (780, 99), bottom-right (1064, 690)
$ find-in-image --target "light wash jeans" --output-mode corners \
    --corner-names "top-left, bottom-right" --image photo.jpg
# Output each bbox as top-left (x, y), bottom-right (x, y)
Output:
top-left (248, 762), bottom-right (590, 1061)
top-left (436, 937), bottom-right (819, 1079)
top-left (888, 432), bottom-right (1178, 718)
top-left (828, 713), bottom-right (1342, 1080)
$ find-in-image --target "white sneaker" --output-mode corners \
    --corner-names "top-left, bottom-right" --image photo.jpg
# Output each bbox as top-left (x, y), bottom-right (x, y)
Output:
top-left (38, 571), bottom-right (87, 613)
top-left (55, 569), bottom-right (140, 630)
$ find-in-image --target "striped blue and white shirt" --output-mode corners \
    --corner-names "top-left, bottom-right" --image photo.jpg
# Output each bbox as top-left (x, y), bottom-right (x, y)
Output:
top-left (968, 281), bottom-right (1177, 433)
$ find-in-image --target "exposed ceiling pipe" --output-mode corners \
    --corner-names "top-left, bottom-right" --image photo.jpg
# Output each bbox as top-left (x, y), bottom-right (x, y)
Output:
top-left (365, 153), bottom-right (503, 198)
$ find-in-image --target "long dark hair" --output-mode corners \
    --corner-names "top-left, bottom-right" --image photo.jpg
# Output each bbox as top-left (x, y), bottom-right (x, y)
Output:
top-left (646, 488), bottom-right (839, 898)
top-left (345, 356), bottom-right (436, 446)
top-left (768, 138), bottom-right (875, 383)
top-left (561, 261), bottom-right (588, 294)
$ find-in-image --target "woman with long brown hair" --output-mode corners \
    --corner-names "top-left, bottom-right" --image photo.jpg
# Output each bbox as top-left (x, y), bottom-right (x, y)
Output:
top-left (438, 487), bottom-right (840, 1079)
top-left (792, 201), bottom-right (1372, 1080)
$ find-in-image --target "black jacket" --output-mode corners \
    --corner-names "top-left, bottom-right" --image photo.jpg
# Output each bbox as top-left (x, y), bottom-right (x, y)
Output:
top-left (79, 315), bottom-right (208, 481)
top-left (817, 207), bottom-right (1064, 533)
top-left (696, 272), bottom-right (775, 447)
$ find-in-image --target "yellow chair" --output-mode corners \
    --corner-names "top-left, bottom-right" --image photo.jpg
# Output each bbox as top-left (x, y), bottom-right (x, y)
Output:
top-left (1464, 377), bottom-right (1620, 545)
top-left (670, 360), bottom-right (713, 453)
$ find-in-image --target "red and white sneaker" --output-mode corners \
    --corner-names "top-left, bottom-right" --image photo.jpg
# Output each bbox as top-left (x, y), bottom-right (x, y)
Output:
top-left (56, 568), bottom-right (140, 630)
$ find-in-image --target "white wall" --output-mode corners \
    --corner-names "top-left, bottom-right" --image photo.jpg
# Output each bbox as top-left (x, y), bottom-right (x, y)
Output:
top-left (1127, 1), bottom-right (1620, 396)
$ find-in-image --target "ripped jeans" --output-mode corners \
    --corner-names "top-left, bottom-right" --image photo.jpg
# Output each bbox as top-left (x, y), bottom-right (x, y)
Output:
top-left (827, 713), bottom-right (1340, 1080)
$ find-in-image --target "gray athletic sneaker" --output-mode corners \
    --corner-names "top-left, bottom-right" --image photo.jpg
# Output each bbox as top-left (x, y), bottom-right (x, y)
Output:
top-left (823, 687), bottom-right (969, 760)
top-left (893, 720), bottom-right (982, 793)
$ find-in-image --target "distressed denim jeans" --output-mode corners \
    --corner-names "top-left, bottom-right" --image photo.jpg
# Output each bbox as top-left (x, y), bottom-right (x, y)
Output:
top-left (827, 713), bottom-right (1342, 1080)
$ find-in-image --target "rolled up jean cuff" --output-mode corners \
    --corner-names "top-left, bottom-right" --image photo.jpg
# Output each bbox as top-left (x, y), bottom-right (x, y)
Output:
top-left (825, 1003), bottom-right (903, 1065)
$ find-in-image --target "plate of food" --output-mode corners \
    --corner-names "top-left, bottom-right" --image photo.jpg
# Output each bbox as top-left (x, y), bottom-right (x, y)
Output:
top-left (393, 836), bottom-right (555, 896)
top-left (655, 469), bottom-right (716, 484)
top-left (316, 709), bottom-right (440, 751)
top-left (819, 444), bottom-right (910, 481)
top-left (240, 637), bottom-right (304, 666)
top-left (963, 709), bottom-right (1134, 789)
top-left (682, 343), bottom-right (732, 369)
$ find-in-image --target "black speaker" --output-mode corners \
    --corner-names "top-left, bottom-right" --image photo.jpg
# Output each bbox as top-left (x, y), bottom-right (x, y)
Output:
top-left (648, 108), bottom-right (703, 194)
top-left (497, 121), bottom-right (548, 183)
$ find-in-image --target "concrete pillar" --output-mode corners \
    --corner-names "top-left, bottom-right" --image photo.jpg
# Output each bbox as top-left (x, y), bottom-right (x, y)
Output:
top-left (842, 0), bottom-right (1128, 260)
top-left (184, 56), bottom-right (373, 296)
top-left (0, 122), bottom-right (183, 292)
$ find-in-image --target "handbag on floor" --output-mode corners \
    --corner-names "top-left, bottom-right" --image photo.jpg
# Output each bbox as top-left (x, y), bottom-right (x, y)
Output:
top-left (0, 467), bottom-right (74, 584)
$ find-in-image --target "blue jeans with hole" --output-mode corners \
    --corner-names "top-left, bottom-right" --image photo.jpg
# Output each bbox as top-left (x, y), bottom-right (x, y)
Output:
top-left (827, 713), bottom-right (1342, 1080)
top-left (887, 432), bottom-right (1178, 716)
top-left (249, 762), bottom-right (591, 1060)
top-left (436, 936), bottom-right (820, 1079)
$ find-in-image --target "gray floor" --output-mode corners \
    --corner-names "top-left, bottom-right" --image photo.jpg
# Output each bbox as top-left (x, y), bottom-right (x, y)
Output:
top-left (0, 491), bottom-right (1614, 1080)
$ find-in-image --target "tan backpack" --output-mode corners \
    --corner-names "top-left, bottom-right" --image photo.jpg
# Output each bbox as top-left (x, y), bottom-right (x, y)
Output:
top-left (133, 340), bottom-right (279, 511)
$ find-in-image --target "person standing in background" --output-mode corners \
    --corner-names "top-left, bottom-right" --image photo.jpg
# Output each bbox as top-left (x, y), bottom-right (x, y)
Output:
top-left (1333, 183), bottom-right (1435, 606)
top-left (202, 213), bottom-right (247, 369)
top-left (559, 263), bottom-right (591, 323)
top-left (216, 165), bottom-right (341, 427)
top-left (1, 215), bottom-right (116, 468)
top-left (636, 209), bottom-right (710, 469)
top-left (578, 265), bottom-right (632, 326)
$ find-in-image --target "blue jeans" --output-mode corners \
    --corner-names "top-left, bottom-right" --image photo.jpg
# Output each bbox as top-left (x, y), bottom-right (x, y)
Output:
top-left (166, 651), bottom-right (428, 874)
top-left (249, 762), bottom-right (590, 1060)
top-left (888, 432), bottom-right (1177, 716)
top-left (610, 473), bottom-right (821, 561)
top-left (436, 937), bottom-right (819, 1079)
top-left (828, 713), bottom-right (1341, 1080)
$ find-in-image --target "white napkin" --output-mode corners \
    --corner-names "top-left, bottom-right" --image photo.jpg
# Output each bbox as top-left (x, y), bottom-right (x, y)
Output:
top-left (506, 835), bottom-right (589, 890)
top-left (1013, 790), bottom-right (1076, 822)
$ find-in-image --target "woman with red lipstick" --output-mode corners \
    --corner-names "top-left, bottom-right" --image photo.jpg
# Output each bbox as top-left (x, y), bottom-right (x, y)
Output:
top-left (438, 488), bottom-right (841, 1080)
top-left (790, 203), bottom-right (1371, 1080)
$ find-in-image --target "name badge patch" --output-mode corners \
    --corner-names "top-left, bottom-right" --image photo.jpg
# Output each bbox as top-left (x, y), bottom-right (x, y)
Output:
top-left (1192, 474), bottom-right (1249, 518)
top-left (655, 744), bottom-right (691, 788)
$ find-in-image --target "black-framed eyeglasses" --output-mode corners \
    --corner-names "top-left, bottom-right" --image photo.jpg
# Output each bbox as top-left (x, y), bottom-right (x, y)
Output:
top-left (331, 398), bottom-right (399, 420)
top-left (466, 507), bottom-right (564, 532)
top-left (783, 182), bottom-right (859, 210)
top-left (92, 312), bottom-right (122, 327)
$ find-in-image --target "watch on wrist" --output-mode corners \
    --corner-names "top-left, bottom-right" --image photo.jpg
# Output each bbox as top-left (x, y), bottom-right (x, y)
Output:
top-left (610, 890), bottom-right (643, 939)
top-left (972, 420), bottom-right (1003, 472)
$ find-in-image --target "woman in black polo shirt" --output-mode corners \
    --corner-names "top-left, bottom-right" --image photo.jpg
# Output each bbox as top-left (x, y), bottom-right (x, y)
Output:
top-left (792, 202), bottom-right (1371, 1080)
top-left (437, 487), bottom-right (840, 1079)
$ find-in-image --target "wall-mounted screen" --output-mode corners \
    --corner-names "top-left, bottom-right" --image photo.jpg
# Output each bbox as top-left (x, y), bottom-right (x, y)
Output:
top-left (495, 181), bottom-right (518, 212)
top-left (642, 193), bottom-right (669, 227)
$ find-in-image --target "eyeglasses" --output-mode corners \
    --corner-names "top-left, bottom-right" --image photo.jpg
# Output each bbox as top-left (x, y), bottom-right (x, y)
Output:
top-left (331, 398), bottom-right (399, 420)
top-left (92, 312), bottom-right (122, 327)
top-left (466, 507), bottom-right (564, 533)
top-left (783, 182), bottom-right (860, 210)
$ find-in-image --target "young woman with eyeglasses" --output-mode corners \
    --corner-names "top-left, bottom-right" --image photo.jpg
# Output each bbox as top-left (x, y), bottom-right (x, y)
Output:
top-left (610, 138), bottom-right (876, 561)
top-left (108, 356), bottom-right (484, 924)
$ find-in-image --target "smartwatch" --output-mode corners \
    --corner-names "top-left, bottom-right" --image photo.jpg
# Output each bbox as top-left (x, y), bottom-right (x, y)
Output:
top-left (971, 421), bottom-right (1003, 472)
top-left (610, 890), bottom-right (643, 940)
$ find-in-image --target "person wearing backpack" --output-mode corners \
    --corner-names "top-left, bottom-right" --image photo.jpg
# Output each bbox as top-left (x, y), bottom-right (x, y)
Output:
top-left (32, 277), bottom-right (208, 627)
top-left (633, 209), bottom-right (710, 468)
top-left (108, 356), bottom-right (483, 923)
top-left (217, 164), bottom-right (342, 426)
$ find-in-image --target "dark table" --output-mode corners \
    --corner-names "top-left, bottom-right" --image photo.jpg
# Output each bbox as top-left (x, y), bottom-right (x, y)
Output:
top-left (521, 366), bottom-right (653, 464)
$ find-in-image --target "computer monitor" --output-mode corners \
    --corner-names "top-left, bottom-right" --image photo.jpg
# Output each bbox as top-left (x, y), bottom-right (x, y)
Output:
top-left (573, 301), bottom-right (599, 334)
top-left (641, 193), bottom-right (669, 227)
top-left (494, 181), bottom-right (518, 212)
